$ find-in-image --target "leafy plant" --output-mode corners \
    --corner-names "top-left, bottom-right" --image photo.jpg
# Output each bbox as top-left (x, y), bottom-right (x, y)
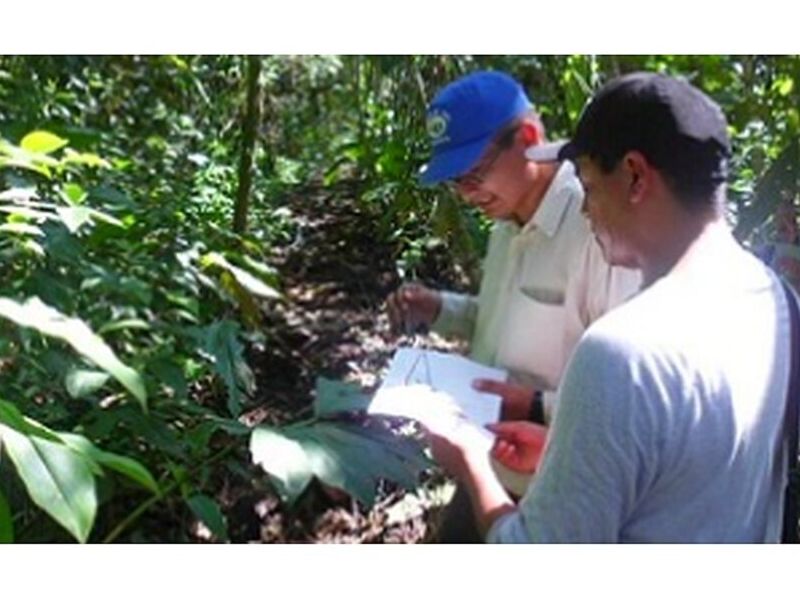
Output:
top-left (250, 377), bottom-right (433, 507)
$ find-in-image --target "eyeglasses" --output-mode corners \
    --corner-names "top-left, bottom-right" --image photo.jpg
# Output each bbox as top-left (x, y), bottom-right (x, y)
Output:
top-left (451, 124), bottom-right (519, 189)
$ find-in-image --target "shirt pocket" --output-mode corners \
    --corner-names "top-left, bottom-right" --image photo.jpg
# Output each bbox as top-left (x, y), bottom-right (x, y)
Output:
top-left (495, 291), bottom-right (567, 390)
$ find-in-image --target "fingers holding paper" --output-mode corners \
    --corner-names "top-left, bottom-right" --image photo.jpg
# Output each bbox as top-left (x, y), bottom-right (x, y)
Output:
top-left (486, 421), bottom-right (548, 474)
top-left (427, 417), bottom-right (494, 482)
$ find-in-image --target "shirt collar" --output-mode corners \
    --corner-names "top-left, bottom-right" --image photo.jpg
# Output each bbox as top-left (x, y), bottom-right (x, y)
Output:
top-left (522, 161), bottom-right (582, 237)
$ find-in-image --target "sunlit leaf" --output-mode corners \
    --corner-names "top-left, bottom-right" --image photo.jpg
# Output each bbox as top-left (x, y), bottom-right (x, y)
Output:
top-left (61, 182), bottom-right (87, 205)
top-left (65, 369), bottom-right (110, 399)
top-left (0, 423), bottom-right (96, 542)
top-left (20, 131), bottom-right (68, 155)
top-left (0, 222), bottom-right (44, 236)
top-left (0, 158), bottom-right (47, 177)
top-left (0, 205), bottom-right (55, 221)
top-left (202, 252), bottom-right (281, 299)
top-left (22, 239), bottom-right (45, 257)
top-left (0, 297), bottom-right (147, 409)
top-left (61, 149), bottom-right (111, 169)
top-left (98, 319), bottom-right (151, 335)
top-left (250, 426), bottom-right (314, 504)
top-left (219, 270), bottom-right (262, 329)
top-left (0, 187), bottom-right (37, 203)
top-left (56, 206), bottom-right (93, 233)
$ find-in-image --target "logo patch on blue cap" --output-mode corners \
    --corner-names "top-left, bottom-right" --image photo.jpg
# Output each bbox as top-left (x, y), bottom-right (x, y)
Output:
top-left (426, 110), bottom-right (450, 145)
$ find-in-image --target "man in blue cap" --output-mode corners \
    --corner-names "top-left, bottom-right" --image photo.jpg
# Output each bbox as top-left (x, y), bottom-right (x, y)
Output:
top-left (427, 72), bottom-right (795, 543)
top-left (385, 71), bottom-right (640, 541)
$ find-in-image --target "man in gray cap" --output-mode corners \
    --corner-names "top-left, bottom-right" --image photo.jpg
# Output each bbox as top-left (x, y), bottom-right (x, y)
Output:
top-left (429, 72), bottom-right (796, 543)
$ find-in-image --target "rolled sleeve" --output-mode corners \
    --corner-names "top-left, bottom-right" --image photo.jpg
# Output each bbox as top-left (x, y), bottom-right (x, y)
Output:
top-left (431, 291), bottom-right (478, 340)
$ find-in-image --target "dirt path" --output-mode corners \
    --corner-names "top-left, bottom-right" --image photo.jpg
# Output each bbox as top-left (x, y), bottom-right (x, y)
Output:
top-left (216, 182), bottom-right (468, 543)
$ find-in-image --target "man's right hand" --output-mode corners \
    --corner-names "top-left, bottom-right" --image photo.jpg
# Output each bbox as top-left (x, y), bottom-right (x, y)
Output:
top-left (385, 283), bottom-right (442, 336)
top-left (486, 421), bottom-right (548, 475)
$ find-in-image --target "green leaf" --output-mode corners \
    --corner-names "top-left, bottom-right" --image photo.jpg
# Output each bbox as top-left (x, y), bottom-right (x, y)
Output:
top-left (202, 252), bottom-right (281, 299)
top-left (250, 426), bottom-right (314, 504)
top-left (61, 149), bottom-right (111, 169)
top-left (194, 320), bottom-right (254, 416)
top-left (0, 423), bottom-right (96, 542)
top-left (187, 494), bottom-right (228, 541)
top-left (0, 488), bottom-right (13, 543)
top-left (0, 399), bottom-right (61, 443)
top-left (0, 297), bottom-right (147, 410)
top-left (0, 222), bottom-right (44, 236)
top-left (313, 377), bottom-right (371, 417)
top-left (301, 422), bottom-right (428, 504)
top-left (20, 131), bottom-right (68, 155)
top-left (734, 140), bottom-right (799, 242)
top-left (0, 205), bottom-right (56, 221)
top-left (251, 419), bottom-right (431, 508)
top-left (61, 183), bottom-right (87, 205)
top-left (86, 207), bottom-right (124, 228)
top-left (56, 206), bottom-right (93, 233)
top-left (98, 318), bottom-right (151, 335)
top-left (55, 206), bottom-right (123, 233)
top-left (296, 432), bottom-right (378, 507)
top-left (57, 432), bottom-right (159, 495)
top-left (65, 369), bottom-right (111, 399)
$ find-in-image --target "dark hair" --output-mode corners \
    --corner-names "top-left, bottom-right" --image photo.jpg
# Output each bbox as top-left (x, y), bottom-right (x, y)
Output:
top-left (565, 73), bottom-right (731, 212)
top-left (589, 137), bottom-right (728, 211)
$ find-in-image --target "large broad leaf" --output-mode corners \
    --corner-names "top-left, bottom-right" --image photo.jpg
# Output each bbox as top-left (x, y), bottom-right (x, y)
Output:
top-left (20, 131), bottom-right (68, 155)
top-left (0, 423), bottom-right (97, 543)
top-left (313, 377), bottom-right (371, 417)
top-left (0, 297), bottom-right (147, 410)
top-left (187, 494), bottom-right (228, 541)
top-left (57, 432), bottom-right (159, 495)
top-left (0, 488), bottom-right (13, 543)
top-left (250, 426), bottom-right (314, 504)
top-left (251, 420), bottom-right (431, 508)
top-left (194, 320), bottom-right (254, 417)
top-left (299, 422), bottom-right (430, 504)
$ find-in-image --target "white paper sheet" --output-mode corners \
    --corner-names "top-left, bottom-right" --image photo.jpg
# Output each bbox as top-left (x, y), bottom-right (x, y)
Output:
top-left (369, 348), bottom-right (505, 436)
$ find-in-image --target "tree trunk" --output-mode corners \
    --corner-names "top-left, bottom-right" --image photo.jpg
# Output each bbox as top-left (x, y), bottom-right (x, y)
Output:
top-left (233, 55), bottom-right (262, 234)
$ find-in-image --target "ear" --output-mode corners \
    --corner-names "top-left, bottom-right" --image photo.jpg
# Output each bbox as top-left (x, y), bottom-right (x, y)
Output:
top-left (623, 151), bottom-right (652, 205)
top-left (519, 121), bottom-right (541, 146)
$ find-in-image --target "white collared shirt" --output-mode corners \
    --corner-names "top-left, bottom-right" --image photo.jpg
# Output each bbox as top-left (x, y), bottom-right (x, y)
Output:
top-left (433, 161), bottom-right (641, 412)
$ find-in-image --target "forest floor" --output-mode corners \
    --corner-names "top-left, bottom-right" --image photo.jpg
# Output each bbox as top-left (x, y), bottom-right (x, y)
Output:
top-left (196, 182), bottom-right (473, 543)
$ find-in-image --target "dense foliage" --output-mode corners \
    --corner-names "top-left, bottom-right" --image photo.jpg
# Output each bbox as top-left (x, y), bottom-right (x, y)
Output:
top-left (0, 55), bottom-right (797, 542)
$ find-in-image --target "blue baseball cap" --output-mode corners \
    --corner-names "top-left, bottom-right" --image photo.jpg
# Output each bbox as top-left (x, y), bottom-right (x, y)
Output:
top-left (418, 71), bottom-right (532, 185)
